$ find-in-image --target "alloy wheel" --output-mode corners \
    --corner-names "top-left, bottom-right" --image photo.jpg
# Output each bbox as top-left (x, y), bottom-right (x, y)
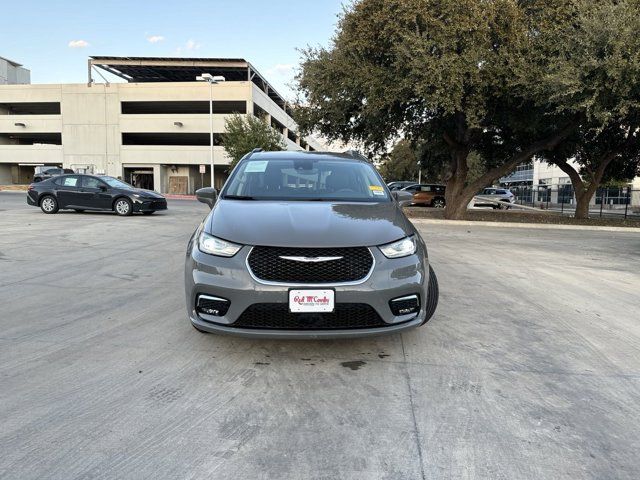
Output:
top-left (42, 198), bottom-right (56, 212)
top-left (116, 200), bottom-right (130, 215)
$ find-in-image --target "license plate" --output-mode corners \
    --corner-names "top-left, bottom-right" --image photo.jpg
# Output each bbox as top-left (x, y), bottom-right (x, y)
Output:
top-left (289, 289), bottom-right (335, 313)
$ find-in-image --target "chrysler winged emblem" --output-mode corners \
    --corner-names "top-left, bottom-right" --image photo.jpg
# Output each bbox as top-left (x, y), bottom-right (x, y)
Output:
top-left (279, 256), bottom-right (343, 263)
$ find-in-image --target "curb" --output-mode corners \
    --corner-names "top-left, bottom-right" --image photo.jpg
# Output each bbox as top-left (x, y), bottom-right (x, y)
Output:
top-left (409, 218), bottom-right (640, 233)
top-left (164, 194), bottom-right (197, 200)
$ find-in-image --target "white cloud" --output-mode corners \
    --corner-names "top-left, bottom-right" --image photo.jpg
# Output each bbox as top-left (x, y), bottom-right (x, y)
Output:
top-left (147, 35), bottom-right (164, 44)
top-left (68, 39), bottom-right (90, 48)
top-left (175, 39), bottom-right (201, 55)
top-left (185, 39), bottom-right (201, 51)
top-left (266, 63), bottom-right (295, 77)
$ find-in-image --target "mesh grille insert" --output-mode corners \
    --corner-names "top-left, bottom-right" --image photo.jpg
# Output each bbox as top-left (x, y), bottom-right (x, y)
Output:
top-left (231, 303), bottom-right (388, 330)
top-left (247, 246), bottom-right (373, 283)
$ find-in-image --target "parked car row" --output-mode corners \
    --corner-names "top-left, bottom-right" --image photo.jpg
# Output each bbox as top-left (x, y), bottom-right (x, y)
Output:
top-left (386, 181), bottom-right (516, 209)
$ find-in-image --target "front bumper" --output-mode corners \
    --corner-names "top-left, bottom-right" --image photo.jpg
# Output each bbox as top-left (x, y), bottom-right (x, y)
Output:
top-left (185, 240), bottom-right (430, 338)
top-left (133, 198), bottom-right (167, 212)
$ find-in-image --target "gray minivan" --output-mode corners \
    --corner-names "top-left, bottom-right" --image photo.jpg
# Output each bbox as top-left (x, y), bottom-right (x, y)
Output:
top-left (185, 151), bottom-right (439, 338)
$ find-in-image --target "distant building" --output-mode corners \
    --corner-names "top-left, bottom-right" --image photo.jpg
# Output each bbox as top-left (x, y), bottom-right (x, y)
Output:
top-left (0, 56), bottom-right (322, 192)
top-left (500, 158), bottom-right (639, 208)
top-left (0, 56), bottom-right (30, 85)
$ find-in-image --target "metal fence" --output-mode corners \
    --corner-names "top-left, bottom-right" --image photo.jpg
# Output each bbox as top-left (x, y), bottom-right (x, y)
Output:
top-left (505, 184), bottom-right (640, 219)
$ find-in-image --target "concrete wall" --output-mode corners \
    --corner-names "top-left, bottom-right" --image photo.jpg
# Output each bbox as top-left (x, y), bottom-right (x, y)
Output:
top-left (0, 58), bottom-right (31, 85)
top-left (0, 80), bottom-right (320, 189)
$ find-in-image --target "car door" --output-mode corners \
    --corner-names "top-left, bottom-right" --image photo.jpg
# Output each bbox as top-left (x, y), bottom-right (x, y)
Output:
top-left (402, 185), bottom-right (419, 203)
top-left (54, 175), bottom-right (82, 207)
top-left (415, 185), bottom-right (433, 205)
top-left (79, 176), bottom-right (112, 210)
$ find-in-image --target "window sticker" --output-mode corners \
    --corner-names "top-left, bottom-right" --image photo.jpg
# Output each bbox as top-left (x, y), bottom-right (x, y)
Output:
top-left (369, 185), bottom-right (385, 196)
top-left (245, 161), bottom-right (268, 173)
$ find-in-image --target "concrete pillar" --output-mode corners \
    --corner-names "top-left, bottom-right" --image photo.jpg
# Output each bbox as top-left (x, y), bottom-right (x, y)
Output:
top-left (153, 164), bottom-right (162, 193)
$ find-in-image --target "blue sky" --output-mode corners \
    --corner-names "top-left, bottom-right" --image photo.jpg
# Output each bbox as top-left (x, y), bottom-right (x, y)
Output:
top-left (1, 0), bottom-right (345, 99)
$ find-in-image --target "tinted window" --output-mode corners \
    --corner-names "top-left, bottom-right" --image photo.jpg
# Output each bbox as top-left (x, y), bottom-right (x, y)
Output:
top-left (419, 186), bottom-right (432, 192)
top-left (101, 177), bottom-right (133, 189)
top-left (483, 188), bottom-right (495, 195)
top-left (224, 158), bottom-right (389, 202)
top-left (496, 189), bottom-right (508, 195)
top-left (54, 176), bottom-right (80, 187)
top-left (82, 176), bottom-right (107, 189)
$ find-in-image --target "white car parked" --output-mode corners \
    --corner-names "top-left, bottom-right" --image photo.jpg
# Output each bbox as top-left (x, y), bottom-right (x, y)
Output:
top-left (473, 188), bottom-right (516, 209)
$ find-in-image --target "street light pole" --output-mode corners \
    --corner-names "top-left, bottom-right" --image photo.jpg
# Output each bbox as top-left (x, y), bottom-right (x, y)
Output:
top-left (196, 74), bottom-right (226, 189)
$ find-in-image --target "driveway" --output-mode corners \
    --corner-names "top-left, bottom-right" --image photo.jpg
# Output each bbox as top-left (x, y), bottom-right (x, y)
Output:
top-left (1, 192), bottom-right (639, 479)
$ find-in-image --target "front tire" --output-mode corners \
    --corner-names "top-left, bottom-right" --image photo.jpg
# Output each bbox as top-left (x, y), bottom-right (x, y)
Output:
top-left (432, 198), bottom-right (445, 208)
top-left (421, 265), bottom-right (439, 325)
top-left (40, 195), bottom-right (59, 214)
top-left (114, 198), bottom-right (133, 216)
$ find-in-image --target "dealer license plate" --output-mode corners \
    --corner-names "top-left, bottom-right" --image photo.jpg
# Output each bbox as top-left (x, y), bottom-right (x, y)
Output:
top-left (289, 289), bottom-right (335, 313)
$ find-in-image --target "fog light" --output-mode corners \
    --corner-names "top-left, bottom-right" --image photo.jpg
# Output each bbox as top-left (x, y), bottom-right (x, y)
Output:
top-left (389, 294), bottom-right (420, 316)
top-left (196, 295), bottom-right (230, 317)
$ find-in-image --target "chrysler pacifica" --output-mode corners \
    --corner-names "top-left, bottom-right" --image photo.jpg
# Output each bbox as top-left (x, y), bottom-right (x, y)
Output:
top-left (185, 151), bottom-right (438, 338)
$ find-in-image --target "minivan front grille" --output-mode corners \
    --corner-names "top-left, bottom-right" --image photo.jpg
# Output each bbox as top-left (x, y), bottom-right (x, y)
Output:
top-left (247, 246), bottom-right (373, 284)
top-left (233, 303), bottom-right (387, 330)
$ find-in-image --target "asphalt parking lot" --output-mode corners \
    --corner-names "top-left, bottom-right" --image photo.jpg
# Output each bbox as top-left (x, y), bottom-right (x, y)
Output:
top-left (1, 191), bottom-right (639, 480)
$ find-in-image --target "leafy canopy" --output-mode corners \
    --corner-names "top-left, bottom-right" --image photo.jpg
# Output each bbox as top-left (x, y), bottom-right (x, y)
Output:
top-left (223, 114), bottom-right (285, 169)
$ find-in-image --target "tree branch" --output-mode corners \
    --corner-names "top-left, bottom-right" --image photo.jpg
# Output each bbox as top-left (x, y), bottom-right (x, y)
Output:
top-left (467, 120), bottom-right (579, 193)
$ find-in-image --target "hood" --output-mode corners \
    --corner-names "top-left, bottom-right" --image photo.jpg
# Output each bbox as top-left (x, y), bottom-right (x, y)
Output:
top-left (206, 200), bottom-right (412, 247)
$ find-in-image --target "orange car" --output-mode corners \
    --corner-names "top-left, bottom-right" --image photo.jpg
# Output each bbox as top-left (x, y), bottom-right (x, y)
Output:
top-left (403, 184), bottom-right (446, 208)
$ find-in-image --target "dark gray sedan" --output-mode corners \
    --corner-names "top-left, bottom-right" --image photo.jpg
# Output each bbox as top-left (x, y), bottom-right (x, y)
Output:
top-left (185, 151), bottom-right (438, 338)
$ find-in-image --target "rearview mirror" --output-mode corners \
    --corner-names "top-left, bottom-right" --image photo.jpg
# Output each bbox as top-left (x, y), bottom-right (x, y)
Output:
top-left (392, 190), bottom-right (414, 207)
top-left (196, 187), bottom-right (217, 209)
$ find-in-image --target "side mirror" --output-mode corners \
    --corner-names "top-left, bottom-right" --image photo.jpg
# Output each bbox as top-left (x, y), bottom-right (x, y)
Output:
top-left (99, 185), bottom-right (108, 192)
top-left (196, 187), bottom-right (217, 209)
top-left (392, 190), bottom-right (414, 207)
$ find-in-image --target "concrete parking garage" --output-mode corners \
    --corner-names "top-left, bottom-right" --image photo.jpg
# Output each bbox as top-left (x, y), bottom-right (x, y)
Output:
top-left (0, 191), bottom-right (639, 479)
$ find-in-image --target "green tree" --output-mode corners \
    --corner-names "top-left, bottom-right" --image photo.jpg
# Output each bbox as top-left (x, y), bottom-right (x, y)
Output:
top-left (545, 124), bottom-right (640, 219)
top-left (295, 0), bottom-right (639, 219)
top-left (378, 140), bottom-right (419, 182)
top-left (538, 1), bottom-right (640, 218)
top-left (222, 114), bottom-right (285, 170)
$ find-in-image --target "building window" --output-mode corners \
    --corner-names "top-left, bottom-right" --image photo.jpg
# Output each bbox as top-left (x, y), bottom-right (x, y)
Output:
top-left (0, 132), bottom-right (62, 145)
top-left (0, 102), bottom-right (61, 115)
top-left (121, 101), bottom-right (246, 115)
top-left (121, 132), bottom-right (224, 146)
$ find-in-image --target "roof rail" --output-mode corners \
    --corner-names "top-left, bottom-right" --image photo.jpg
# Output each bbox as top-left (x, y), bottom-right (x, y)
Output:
top-left (342, 149), bottom-right (371, 162)
top-left (242, 148), bottom-right (264, 161)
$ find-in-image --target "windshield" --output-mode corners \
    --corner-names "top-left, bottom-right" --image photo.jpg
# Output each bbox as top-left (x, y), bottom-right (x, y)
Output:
top-left (223, 158), bottom-right (390, 202)
top-left (101, 176), bottom-right (133, 189)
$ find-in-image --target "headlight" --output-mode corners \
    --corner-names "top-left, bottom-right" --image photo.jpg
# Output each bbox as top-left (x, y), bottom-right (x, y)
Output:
top-left (198, 232), bottom-right (242, 257)
top-left (378, 236), bottom-right (416, 259)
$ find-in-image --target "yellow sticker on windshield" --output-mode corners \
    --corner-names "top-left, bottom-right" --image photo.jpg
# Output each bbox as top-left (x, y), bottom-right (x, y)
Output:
top-left (369, 185), bottom-right (383, 191)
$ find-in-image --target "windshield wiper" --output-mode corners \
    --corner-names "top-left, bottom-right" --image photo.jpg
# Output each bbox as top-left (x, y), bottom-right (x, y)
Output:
top-left (223, 195), bottom-right (257, 200)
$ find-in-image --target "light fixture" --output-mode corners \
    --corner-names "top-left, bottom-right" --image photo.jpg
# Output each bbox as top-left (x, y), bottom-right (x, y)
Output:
top-left (196, 73), bottom-right (226, 189)
top-left (173, 121), bottom-right (183, 127)
top-left (14, 122), bottom-right (26, 127)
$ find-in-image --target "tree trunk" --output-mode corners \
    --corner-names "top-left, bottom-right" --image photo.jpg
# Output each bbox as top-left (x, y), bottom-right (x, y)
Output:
top-left (444, 149), bottom-right (471, 220)
top-left (573, 192), bottom-right (591, 219)
top-left (573, 184), bottom-right (598, 219)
